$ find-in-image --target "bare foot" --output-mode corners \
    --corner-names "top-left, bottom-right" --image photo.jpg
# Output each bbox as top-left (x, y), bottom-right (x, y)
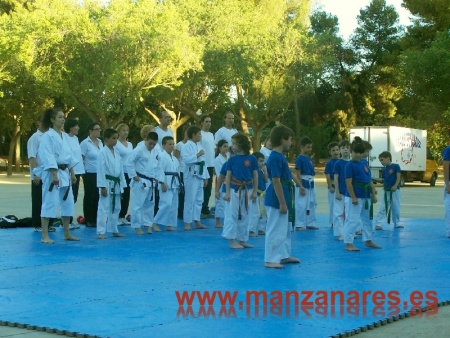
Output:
top-left (258, 230), bottom-right (266, 235)
top-left (306, 225), bottom-right (319, 230)
top-left (281, 256), bottom-right (300, 264)
top-left (64, 235), bottom-right (80, 241)
top-left (365, 240), bottom-right (382, 249)
top-left (265, 262), bottom-right (284, 269)
top-left (98, 234), bottom-right (107, 240)
top-left (338, 235), bottom-right (344, 241)
top-left (166, 226), bottom-right (175, 231)
top-left (194, 222), bottom-right (208, 229)
top-left (295, 227), bottom-right (306, 231)
top-left (230, 240), bottom-right (244, 249)
top-left (113, 232), bottom-right (125, 237)
top-left (239, 241), bottom-right (254, 248)
top-left (152, 223), bottom-right (161, 232)
top-left (184, 223), bottom-right (192, 231)
top-left (215, 224), bottom-right (223, 228)
top-left (41, 237), bottom-right (54, 244)
top-left (355, 230), bottom-right (363, 235)
top-left (345, 243), bottom-right (360, 251)
top-left (135, 228), bottom-right (145, 236)
top-left (144, 226), bottom-right (153, 234)
top-left (375, 225), bottom-right (383, 230)
top-left (249, 231), bottom-right (257, 237)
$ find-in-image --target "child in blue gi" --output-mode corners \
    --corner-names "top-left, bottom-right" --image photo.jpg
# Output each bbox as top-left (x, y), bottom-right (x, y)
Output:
top-left (295, 136), bottom-right (318, 230)
top-left (264, 125), bottom-right (300, 269)
top-left (214, 140), bottom-right (229, 228)
top-left (344, 137), bottom-right (381, 251)
top-left (249, 152), bottom-right (268, 237)
top-left (324, 141), bottom-right (340, 228)
top-left (223, 133), bottom-right (258, 249)
top-left (374, 151), bottom-right (402, 230)
top-left (333, 140), bottom-right (351, 240)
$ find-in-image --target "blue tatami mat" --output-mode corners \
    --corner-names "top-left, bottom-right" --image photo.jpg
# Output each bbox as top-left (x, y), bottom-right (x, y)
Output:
top-left (1, 215), bottom-right (449, 338)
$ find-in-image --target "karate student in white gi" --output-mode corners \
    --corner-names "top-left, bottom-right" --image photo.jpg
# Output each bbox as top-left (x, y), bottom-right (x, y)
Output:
top-left (152, 136), bottom-right (181, 231)
top-left (37, 108), bottom-right (79, 244)
top-left (96, 128), bottom-right (127, 239)
top-left (127, 131), bottom-right (162, 235)
top-left (181, 126), bottom-right (210, 231)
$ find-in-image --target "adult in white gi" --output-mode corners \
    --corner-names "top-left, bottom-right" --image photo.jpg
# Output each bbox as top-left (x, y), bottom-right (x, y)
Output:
top-left (155, 111), bottom-right (174, 146)
top-left (96, 129), bottom-right (127, 239)
top-left (38, 108), bottom-right (79, 244)
top-left (181, 126), bottom-right (210, 231)
top-left (153, 136), bottom-right (180, 231)
top-left (126, 132), bottom-right (162, 235)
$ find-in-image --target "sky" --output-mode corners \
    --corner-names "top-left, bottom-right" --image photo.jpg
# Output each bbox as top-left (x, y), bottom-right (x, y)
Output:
top-left (316, 0), bottom-right (414, 40)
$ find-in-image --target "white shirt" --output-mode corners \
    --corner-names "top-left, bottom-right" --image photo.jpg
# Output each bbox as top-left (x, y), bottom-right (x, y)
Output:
top-left (200, 130), bottom-right (215, 167)
top-left (64, 133), bottom-right (85, 175)
top-left (114, 140), bottom-right (133, 174)
top-left (155, 126), bottom-right (174, 146)
top-left (80, 137), bottom-right (103, 173)
top-left (214, 126), bottom-right (238, 145)
top-left (260, 146), bottom-right (272, 164)
top-left (27, 130), bottom-right (43, 180)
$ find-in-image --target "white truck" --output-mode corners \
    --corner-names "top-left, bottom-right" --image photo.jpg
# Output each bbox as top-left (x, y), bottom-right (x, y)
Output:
top-left (349, 126), bottom-right (438, 186)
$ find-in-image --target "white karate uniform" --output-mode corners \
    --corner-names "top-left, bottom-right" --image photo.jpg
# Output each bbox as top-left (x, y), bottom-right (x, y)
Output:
top-left (214, 154), bottom-right (228, 219)
top-left (222, 188), bottom-right (253, 242)
top-left (126, 145), bottom-right (163, 228)
top-left (248, 194), bottom-right (267, 233)
top-left (96, 146), bottom-right (126, 235)
top-left (264, 207), bottom-right (292, 263)
top-left (374, 189), bottom-right (401, 227)
top-left (294, 175), bottom-right (317, 228)
top-left (153, 151), bottom-right (180, 227)
top-left (333, 197), bottom-right (345, 237)
top-left (343, 196), bottom-right (373, 244)
top-left (38, 128), bottom-right (77, 218)
top-left (181, 140), bottom-right (209, 223)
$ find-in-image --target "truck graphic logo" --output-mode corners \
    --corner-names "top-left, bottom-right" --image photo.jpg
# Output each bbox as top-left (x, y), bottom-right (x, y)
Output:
top-left (397, 133), bottom-right (421, 165)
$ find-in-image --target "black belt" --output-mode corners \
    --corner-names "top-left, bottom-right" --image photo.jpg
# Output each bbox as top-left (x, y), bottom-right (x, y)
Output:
top-left (136, 172), bottom-right (157, 201)
top-left (164, 172), bottom-right (182, 190)
top-left (58, 164), bottom-right (68, 170)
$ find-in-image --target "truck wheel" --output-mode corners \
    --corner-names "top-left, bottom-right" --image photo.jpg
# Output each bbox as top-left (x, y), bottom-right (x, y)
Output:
top-left (430, 173), bottom-right (437, 187)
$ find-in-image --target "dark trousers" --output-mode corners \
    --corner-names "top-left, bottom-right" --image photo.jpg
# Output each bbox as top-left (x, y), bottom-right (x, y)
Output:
top-left (202, 167), bottom-right (214, 214)
top-left (82, 173), bottom-right (99, 224)
top-left (72, 174), bottom-right (81, 203)
top-left (119, 173), bottom-right (131, 218)
top-left (31, 181), bottom-right (42, 228)
top-left (178, 173), bottom-right (184, 219)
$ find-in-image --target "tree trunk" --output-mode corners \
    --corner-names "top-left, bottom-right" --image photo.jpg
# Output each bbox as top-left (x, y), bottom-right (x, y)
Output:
top-left (14, 135), bottom-right (21, 173)
top-left (235, 84), bottom-right (249, 134)
top-left (7, 125), bottom-right (21, 176)
top-left (252, 127), bottom-right (262, 152)
top-left (294, 95), bottom-right (301, 138)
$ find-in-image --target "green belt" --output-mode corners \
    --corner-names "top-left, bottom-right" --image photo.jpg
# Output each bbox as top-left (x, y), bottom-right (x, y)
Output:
top-left (353, 181), bottom-right (373, 219)
top-left (193, 161), bottom-right (205, 176)
top-left (384, 187), bottom-right (393, 224)
top-left (105, 174), bottom-right (121, 211)
top-left (280, 179), bottom-right (295, 224)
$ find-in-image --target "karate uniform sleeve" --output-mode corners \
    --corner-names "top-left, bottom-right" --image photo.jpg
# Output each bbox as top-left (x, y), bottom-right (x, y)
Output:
top-left (155, 155), bottom-right (166, 183)
top-left (126, 147), bottom-right (140, 178)
top-left (97, 150), bottom-right (107, 188)
top-left (181, 143), bottom-right (198, 165)
top-left (40, 133), bottom-right (58, 171)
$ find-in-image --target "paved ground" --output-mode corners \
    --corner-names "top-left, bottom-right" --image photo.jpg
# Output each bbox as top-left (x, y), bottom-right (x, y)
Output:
top-left (0, 172), bottom-right (449, 337)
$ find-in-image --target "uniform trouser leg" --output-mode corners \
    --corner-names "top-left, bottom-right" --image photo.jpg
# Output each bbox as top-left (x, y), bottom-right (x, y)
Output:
top-left (391, 190), bottom-right (401, 226)
top-left (201, 167), bottom-right (214, 214)
top-left (215, 192), bottom-right (226, 218)
top-left (119, 173), bottom-right (131, 218)
top-left (344, 197), bottom-right (373, 244)
top-left (222, 189), bottom-right (250, 242)
top-left (445, 189), bottom-right (450, 237)
top-left (97, 192), bottom-right (120, 235)
top-left (248, 195), bottom-right (260, 233)
top-left (264, 206), bottom-right (291, 263)
top-left (327, 190), bottom-right (335, 225)
top-left (83, 173), bottom-right (99, 224)
top-left (154, 189), bottom-right (178, 227)
top-left (130, 184), bottom-right (154, 228)
top-left (183, 174), bottom-right (203, 223)
top-left (333, 198), bottom-right (344, 237)
top-left (295, 191), bottom-right (307, 227)
top-left (375, 193), bottom-right (387, 226)
top-left (31, 181), bottom-right (42, 228)
top-left (307, 187), bottom-right (317, 226)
